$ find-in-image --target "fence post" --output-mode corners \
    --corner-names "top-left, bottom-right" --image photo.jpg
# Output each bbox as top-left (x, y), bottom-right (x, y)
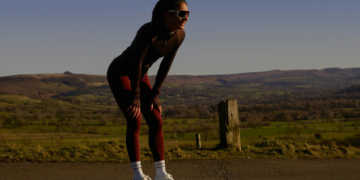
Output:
top-left (218, 99), bottom-right (241, 151)
top-left (173, 122), bottom-right (178, 148)
top-left (196, 134), bottom-right (201, 149)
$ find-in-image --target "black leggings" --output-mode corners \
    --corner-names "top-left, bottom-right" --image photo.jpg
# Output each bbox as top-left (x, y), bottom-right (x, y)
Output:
top-left (107, 74), bottom-right (164, 162)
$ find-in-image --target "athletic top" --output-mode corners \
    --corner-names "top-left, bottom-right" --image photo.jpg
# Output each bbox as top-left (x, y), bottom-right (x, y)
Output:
top-left (107, 22), bottom-right (186, 108)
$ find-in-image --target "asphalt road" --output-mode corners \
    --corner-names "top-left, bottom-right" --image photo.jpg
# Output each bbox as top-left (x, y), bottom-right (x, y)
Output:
top-left (1, 159), bottom-right (359, 180)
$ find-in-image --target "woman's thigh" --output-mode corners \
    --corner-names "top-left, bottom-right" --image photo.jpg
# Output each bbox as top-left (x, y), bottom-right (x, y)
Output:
top-left (107, 75), bottom-right (133, 119)
top-left (107, 74), bottom-right (161, 126)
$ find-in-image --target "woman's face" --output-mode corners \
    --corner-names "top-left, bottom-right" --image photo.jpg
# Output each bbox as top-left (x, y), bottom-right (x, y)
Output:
top-left (165, 2), bottom-right (189, 32)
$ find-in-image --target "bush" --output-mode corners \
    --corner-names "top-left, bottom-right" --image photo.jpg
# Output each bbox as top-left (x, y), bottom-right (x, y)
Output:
top-left (315, 133), bottom-right (322, 140)
top-left (87, 127), bottom-right (99, 134)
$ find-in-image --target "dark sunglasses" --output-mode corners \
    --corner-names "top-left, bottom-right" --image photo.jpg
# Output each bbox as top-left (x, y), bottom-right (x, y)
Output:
top-left (167, 10), bottom-right (190, 18)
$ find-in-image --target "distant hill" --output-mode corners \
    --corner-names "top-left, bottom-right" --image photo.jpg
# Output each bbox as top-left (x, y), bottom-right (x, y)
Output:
top-left (0, 73), bottom-right (108, 98)
top-left (1, 68), bottom-right (360, 98)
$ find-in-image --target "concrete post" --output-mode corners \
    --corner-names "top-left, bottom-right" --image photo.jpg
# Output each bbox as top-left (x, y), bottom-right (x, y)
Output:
top-left (218, 99), bottom-right (241, 151)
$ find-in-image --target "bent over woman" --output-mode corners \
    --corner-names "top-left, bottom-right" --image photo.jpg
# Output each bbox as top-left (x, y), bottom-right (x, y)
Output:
top-left (106, 1), bottom-right (189, 180)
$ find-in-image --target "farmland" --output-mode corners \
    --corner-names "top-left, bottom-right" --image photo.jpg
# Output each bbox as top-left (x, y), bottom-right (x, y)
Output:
top-left (1, 69), bottom-right (360, 162)
top-left (0, 93), bottom-right (359, 150)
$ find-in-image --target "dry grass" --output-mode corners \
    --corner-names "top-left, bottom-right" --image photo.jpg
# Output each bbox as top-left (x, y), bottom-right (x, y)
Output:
top-left (1, 138), bottom-right (359, 163)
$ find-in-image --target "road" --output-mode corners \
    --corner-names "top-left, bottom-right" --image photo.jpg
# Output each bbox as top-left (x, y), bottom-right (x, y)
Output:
top-left (1, 159), bottom-right (359, 180)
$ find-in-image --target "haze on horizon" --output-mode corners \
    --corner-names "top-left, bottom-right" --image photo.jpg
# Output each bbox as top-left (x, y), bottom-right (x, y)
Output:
top-left (1, 0), bottom-right (359, 77)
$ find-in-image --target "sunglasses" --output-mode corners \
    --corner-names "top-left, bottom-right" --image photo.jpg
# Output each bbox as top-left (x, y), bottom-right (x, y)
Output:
top-left (167, 10), bottom-right (190, 18)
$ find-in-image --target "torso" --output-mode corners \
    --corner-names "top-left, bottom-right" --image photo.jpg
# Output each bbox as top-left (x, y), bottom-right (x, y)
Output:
top-left (107, 22), bottom-right (183, 78)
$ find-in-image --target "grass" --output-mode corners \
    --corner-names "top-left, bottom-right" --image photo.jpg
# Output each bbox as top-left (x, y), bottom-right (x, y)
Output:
top-left (1, 117), bottom-right (358, 147)
top-left (0, 94), bottom-right (42, 105)
top-left (1, 94), bottom-right (359, 162)
top-left (75, 95), bottom-right (108, 101)
top-left (0, 138), bottom-right (359, 163)
top-left (0, 102), bottom-right (13, 107)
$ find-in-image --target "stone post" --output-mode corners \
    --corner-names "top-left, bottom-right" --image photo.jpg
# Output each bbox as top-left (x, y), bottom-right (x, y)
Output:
top-left (218, 99), bottom-right (241, 151)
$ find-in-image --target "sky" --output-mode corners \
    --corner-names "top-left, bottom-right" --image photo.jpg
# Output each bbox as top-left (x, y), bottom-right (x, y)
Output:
top-left (1, 0), bottom-right (359, 77)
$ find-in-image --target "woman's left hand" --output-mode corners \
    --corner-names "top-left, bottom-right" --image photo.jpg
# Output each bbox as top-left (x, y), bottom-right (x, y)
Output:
top-left (150, 99), bottom-right (162, 114)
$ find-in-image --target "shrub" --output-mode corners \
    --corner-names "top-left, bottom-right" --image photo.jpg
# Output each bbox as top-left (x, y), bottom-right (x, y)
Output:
top-left (315, 133), bottom-right (322, 140)
top-left (87, 127), bottom-right (99, 134)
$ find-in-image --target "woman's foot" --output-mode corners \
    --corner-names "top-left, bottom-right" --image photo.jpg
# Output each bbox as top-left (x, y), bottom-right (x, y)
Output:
top-left (154, 173), bottom-right (174, 180)
top-left (134, 175), bottom-right (152, 180)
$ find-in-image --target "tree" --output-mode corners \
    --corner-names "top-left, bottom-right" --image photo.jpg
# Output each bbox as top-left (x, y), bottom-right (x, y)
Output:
top-left (181, 119), bottom-right (189, 125)
top-left (98, 113), bottom-right (107, 126)
top-left (186, 109), bottom-right (199, 118)
top-left (293, 125), bottom-right (304, 139)
top-left (202, 123), bottom-right (216, 140)
top-left (354, 119), bottom-right (359, 131)
top-left (14, 111), bottom-right (26, 127)
top-left (73, 111), bottom-right (80, 119)
top-left (0, 117), bottom-right (3, 127)
top-left (177, 128), bottom-right (185, 139)
top-left (337, 122), bottom-right (344, 132)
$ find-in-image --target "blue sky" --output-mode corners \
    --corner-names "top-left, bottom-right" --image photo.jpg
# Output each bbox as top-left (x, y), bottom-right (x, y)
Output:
top-left (1, 0), bottom-right (359, 77)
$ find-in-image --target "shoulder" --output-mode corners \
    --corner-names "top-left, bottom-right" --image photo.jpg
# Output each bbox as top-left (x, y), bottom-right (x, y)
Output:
top-left (137, 22), bottom-right (154, 33)
top-left (177, 29), bottom-right (186, 38)
top-left (134, 22), bottom-right (156, 39)
top-left (176, 29), bottom-right (186, 45)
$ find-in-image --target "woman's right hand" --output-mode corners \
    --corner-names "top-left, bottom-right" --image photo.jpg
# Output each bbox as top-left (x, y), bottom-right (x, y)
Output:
top-left (127, 106), bottom-right (140, 118)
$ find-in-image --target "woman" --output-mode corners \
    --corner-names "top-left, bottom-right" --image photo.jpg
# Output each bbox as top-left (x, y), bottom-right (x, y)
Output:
top-left (106, 0), bottom-right (189, 180)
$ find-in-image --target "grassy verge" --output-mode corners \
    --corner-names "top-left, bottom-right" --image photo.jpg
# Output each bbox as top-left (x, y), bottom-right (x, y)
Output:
top-left (1, 138), bottom-right (359, 163)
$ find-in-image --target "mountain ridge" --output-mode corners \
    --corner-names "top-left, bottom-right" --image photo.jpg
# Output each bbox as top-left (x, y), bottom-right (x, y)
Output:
top-left (1, 67), bottom-right (360, 98)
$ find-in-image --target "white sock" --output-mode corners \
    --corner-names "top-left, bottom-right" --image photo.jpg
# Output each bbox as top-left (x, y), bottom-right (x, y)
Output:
top-left (154, 160), bottom-right (167, 177)
top-left (131, 161), bottom-right (145, 180)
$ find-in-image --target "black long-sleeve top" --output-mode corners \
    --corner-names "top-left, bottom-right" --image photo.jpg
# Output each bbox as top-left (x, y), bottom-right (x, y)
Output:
top-left (107, 22), bottom-right (186, 108)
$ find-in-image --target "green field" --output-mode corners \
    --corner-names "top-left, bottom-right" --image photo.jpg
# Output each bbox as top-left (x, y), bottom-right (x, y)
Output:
top-left (1, 92), bottom-right (359, 151)
top-left (1, 118), bottom-right (359, 149)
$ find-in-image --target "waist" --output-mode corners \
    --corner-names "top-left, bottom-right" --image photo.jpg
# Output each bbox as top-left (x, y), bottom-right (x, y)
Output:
top-left (107, 61), bottom-right (149, 79)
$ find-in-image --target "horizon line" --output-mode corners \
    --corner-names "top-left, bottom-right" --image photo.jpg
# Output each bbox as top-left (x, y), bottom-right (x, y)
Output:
top-left (1, 66), bottom-right (360, 78)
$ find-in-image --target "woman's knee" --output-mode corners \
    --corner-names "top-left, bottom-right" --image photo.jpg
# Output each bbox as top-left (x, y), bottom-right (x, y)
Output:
top-left (127, 118), bottom-right (142, 133)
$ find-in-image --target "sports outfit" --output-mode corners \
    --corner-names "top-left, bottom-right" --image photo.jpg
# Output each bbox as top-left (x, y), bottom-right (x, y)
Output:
top-left (107, 21), bottom-right (185, 163)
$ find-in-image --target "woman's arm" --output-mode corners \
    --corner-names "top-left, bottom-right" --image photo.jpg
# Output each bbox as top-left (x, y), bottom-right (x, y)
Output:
top-left (127, 23), bottom-right (152, 118)
top-left (152, 44), bottom-right (179, 97)
top-left (151, 30), bottom-right (186, 111)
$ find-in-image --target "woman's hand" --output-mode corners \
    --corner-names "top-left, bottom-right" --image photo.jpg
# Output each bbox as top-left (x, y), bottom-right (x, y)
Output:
top-left (150, 99), bottom-right (162, 114)
top-left (127, 106), bottom-right (140, 118)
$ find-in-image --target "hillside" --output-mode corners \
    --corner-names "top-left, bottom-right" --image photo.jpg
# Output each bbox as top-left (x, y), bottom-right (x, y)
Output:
top-left (0, 68), bottom-right (360, 100)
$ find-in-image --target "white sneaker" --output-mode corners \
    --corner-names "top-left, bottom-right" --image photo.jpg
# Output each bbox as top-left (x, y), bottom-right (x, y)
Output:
top-left (134, 175), bottom-right (152, 180)
top-left (154, 173), bottom-right (174, 180)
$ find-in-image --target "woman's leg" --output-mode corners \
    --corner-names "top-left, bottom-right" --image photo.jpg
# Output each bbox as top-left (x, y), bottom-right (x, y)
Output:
top-left (139, 76), bottom-right (170, 178)
top-left (108, 75), bottom-right (148, 180)
top-left (139, 75), bottom-right (165, 162)
top-left (107, 75), bottom-right (142, 162)
top-left (139, 75), bottom-right (171, 179)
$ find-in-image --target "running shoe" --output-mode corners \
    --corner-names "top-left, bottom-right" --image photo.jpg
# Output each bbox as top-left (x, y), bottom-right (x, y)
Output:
top-left (154, 173), bottom-right (174, 180)
top-left (134, 175), bottom-right (152, 180)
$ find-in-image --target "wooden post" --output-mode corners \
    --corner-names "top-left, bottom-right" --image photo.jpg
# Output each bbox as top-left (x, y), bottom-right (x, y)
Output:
top-left (173, 123), bottom-right (178, 148)
top-left (196, 134), bottom-right (201, 149)
top-left (218, 99), bottom-right (241, 151)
